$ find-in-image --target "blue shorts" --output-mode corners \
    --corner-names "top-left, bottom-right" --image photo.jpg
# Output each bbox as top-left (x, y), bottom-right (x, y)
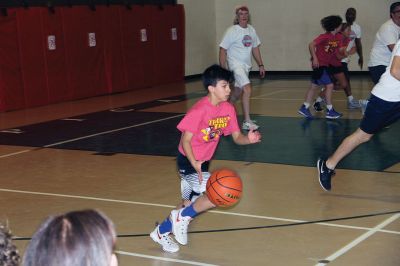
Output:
top-left (360, 95), bottom-right (400, 134)
top-left (311, 67), bottom-right (333, 85)
top-left (368, 65), bottom-right (387, 85)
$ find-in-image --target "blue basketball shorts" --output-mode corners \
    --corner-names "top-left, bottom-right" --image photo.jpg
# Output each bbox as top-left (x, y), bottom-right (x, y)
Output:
top-left (311, 67), bottom-right (333, 86)
top-left (360, 94), bottom-right (400, 134)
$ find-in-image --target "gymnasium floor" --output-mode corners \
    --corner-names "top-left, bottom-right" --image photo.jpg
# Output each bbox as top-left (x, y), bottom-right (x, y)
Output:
top-left (0, 75), bottom-right (399, 266)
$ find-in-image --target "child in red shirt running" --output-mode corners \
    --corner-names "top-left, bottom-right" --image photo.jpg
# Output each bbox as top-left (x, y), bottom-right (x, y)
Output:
top-left (298, 15), bottom-right (343, 119)
top-left (313, 22), bottom-right (360, 112)
top-left (150, 64), bottom-right (261, 253)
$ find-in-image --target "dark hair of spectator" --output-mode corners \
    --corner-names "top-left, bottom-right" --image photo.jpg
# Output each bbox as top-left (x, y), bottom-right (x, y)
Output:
top-left (23, 209), bottom-right (116, 266)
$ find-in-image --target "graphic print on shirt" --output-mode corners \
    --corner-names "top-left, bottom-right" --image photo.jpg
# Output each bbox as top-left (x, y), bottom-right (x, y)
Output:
top-left (324, 40), bottom-right (340, 53)
top-left (242, 35), bottom-right (253, 47)
top-left (349, 29), bottom-right (356, 42)
top-left (201, 116), bottom-right (231, 142)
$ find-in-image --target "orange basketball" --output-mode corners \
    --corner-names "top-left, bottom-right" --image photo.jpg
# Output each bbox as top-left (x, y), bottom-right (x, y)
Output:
top-left (206, 168), bottom-right (243, 207)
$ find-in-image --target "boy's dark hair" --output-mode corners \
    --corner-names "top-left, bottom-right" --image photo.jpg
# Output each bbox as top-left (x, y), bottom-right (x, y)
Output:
top-left (320, 15), bottom-right (343, 32)
top-left (202, 64), bottom-right (234, 90)
top-left (390, 2), bottom-right (400, 13)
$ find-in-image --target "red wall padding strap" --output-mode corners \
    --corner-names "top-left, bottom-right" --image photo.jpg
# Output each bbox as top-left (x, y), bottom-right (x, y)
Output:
top-left (16, 7), bottom-right (49, 108)
top-left (119, 5), bottom-right (155, 90)
top-left (41, 7), bottom-right (71, 104)
top-left (152, 5), bottom-right (185, 85)
top-left (0, 9), bottom-right (25, 111)
top-left (99, 5), bottom-right (127, 93)
top-left (62, 6), bottom-right (107, 100)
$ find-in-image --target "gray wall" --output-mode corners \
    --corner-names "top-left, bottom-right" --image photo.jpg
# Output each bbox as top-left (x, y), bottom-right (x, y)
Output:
top-left (179, 0), bottom-right (395, 75)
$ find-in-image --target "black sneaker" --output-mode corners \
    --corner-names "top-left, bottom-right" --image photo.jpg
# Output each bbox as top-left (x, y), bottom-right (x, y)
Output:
top-left (313, 101), bottom-right (323, 112)
top-left (317, 159), bottom-right (334, 191)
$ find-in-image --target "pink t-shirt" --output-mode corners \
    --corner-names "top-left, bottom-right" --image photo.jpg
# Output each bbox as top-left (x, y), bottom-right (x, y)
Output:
top-left (313, 32), bottom-right (343, 66)
top-left (177, 96), bottom-right (240, 161)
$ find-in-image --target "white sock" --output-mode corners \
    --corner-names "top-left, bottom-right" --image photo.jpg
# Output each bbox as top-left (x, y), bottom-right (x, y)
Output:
top-left (304, 102), bottom-right (310, 109)
top-left (326, 104), bottom-right (333, 110)
top-left (348, 95), bottom-right (354, 102)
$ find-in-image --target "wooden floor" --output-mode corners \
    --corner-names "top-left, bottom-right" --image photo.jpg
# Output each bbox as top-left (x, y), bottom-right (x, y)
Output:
top-left (0, 76), bottom-right (399, 266)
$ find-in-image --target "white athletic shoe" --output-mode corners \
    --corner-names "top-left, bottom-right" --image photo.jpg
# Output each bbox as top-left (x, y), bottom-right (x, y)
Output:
top-left (347, 99), bottom-right (361, 109)
top-left (242, 120), bottom-right (259, 130)
top-left (150, 225), bottom-right (179, 253)
top-left (170, 209), bottom-right (192, 245)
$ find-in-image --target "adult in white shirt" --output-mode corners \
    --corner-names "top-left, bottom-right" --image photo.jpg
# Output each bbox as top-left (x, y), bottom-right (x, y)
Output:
top-left (339, 7), bottom-right (364, 109)
top-left (342, 7), bottom-right (363, 69)
top-left (318, 39), bottom-right (400, 191)
top-left (219, 5), bottom-right (265, 130)
top-left (368, 2), bottom-right (400, 84)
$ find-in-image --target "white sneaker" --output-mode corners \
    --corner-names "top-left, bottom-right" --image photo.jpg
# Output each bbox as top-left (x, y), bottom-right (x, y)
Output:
top-left (242, 120), bottom-right (259, 130)
top-left (359, 99), bottom-right (369, 115)
top-left (150, 225), bottom-right (179, 253)
top-left (347, 99), bottom-right (361, 109)
top-left (170, 209), bottom-right (191, 245)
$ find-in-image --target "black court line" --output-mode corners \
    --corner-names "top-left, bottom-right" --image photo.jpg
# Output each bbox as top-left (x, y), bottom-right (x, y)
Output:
top-left (13, 209), bottom-right (400, 240)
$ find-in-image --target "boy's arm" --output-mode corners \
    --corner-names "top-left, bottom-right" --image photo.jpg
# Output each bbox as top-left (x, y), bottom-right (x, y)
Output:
top-left (231, 130), bottom-right (261, 145)
top-left (336, 47), bottom-right (347, 60)
top-left (309, 41), bottom-right (319, 68)
top-left (348, 46), bottom-right (357, 56)
top-left (181, 131), bottom-right (204, 183)
top-left (337, 46), bottom-right (355, 60)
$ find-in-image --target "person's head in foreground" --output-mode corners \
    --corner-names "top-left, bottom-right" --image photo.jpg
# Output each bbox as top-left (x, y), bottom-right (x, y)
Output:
top-left (23, 209), bottom-right (117, 266)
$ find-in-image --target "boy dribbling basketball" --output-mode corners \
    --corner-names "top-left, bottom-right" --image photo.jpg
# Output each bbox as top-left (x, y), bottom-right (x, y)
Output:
top-left (150, 64), bottom-right (261, 253)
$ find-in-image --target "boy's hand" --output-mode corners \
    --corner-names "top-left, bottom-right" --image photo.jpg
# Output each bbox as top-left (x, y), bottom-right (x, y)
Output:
top-left (193, 160), bottom-right (204, 184)
top-left (248, 129), bottom-right (261, 143)
top-left (312, 57), bottom-right (319, 68)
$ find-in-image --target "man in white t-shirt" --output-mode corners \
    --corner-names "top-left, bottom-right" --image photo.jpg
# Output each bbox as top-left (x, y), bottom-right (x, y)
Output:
top-left (317, 39), bottom-right (400, 191)
top-left (338, 7), bottom-right (364, 109)
top-left (219, 5), bottom-right (265, 130)
top-left (368, 2), bottom-right (400, 84)
top-left (342, 8), bottom-right (363, 69)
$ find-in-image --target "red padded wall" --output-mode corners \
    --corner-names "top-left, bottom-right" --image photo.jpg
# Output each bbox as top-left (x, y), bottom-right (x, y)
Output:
top-left (0, 5), bottom-right (185, 112)
top-left (16, 7), bottom-right (49, 108)
top-left (0, 9), bottom-right (25, 111)
top-left (119, 5), bottom-right (155, 90)
top-left (41, 7), bottom-right (71, 104)
top-left (62, 6), bottom-right (107, 100)
top-left (152, 5), bottom-right (185, 85)
top-left (99, 5), bottom-right (127, 93)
